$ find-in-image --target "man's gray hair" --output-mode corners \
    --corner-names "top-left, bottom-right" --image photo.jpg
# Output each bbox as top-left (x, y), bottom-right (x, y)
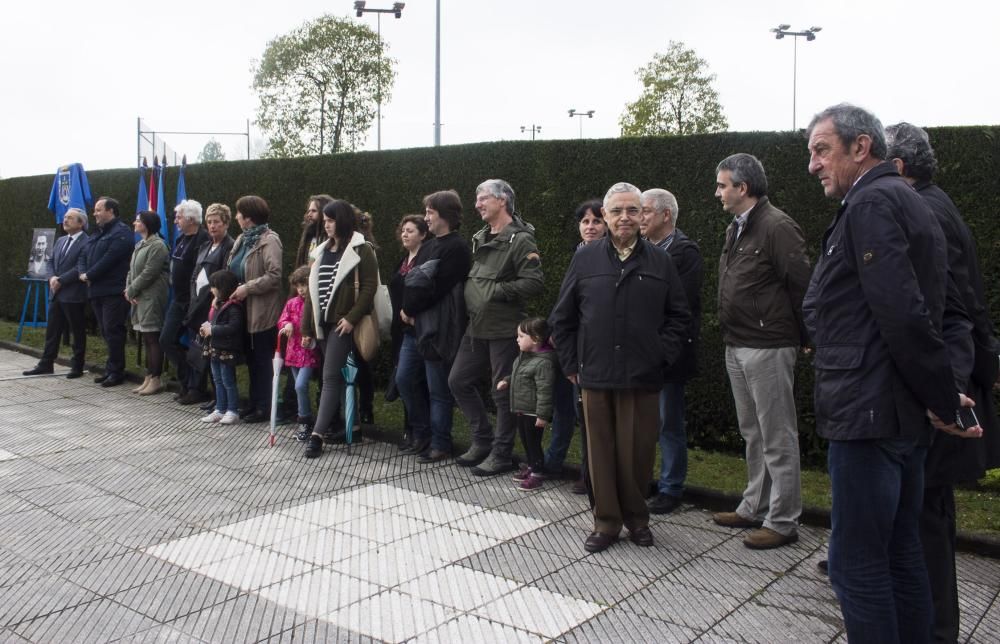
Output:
top-left (641, 188), bottom-right (680, 224)
top-left (476, 179), bottom-right (516, 215)
top-left (716, 153), bottom-right (768, 198)
top-left (885, 122), bottom-right (937, 183)
top-left (807, 103), bottom-right (887, 161)
top-left (64, 207), bottom-right (88, 229)
top-left (603, 182), bottom-right (642, 208)
top-left (175, 199), bottom-right (204, 224)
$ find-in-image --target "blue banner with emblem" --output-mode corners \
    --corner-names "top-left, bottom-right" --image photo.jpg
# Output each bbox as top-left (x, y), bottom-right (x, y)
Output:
top-left (47, 163), bottom-right (92, 224)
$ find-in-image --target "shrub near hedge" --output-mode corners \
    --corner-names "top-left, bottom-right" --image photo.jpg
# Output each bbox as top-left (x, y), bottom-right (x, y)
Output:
top-left (2, 128), bottom-right (998, 464)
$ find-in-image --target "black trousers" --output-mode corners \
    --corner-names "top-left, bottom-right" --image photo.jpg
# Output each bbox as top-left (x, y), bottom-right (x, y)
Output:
top-left (246, 328), bottom-right (278, 413)
top-left (90, 295), bottom-right (129, 377)
top-left (920, 484), bottom-right (959, 644)
top-left (40, 299), bottom-right (86, 371)
top-left (516, 414), bottom-right (545, 473)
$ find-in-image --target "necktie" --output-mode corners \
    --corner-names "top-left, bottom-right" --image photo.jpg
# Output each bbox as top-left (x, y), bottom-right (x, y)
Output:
top-left (60, 237), bottom-right (73, 265)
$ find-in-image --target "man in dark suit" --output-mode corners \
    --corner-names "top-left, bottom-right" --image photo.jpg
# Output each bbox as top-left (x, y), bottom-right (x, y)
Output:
top-left (79, 197), bottom-right (134, 387)
top-left (640, 188), bottom-right (704, 515)
top-left (23, 208), bottom-right (90, 378)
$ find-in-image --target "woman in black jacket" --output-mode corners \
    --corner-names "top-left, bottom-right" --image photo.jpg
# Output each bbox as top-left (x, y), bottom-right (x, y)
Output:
top-left (390, 215), bottom-right (432, 455)
top-left (181, 203), bottom-right (236, 406)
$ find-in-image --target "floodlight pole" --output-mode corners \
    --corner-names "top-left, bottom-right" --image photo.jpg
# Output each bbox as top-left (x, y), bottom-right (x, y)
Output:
top-left (770, 25), bottom-right (822, 130)
top-left (354, 2), bottom-right (405, 151)
top-left (520, 125), bottom-right (541, 141)
top-left (568, 109), bottom-right (595, 139)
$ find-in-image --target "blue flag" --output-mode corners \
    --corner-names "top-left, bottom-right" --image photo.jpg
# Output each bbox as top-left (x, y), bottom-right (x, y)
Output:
top-left (47, 163), bottom-right (93, 223)
top-left (175, 155), bottom-right (188, 242)
top-left (156, 161), bottom-right (168, 244)
top-left (136, 159), bottom-right (149, 214)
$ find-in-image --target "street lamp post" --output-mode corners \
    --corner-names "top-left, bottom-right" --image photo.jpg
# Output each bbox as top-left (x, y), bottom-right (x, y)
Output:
top-left (354, 1), bottom-right (405, 151)
top-left (520, 125), bottom-right (541, 141)
top-left (568, 109), bottom-right (595, 139)
top-left (770, 24), bottom-right (821, 130)
top-left (434, 0), bottom-right (441, 146)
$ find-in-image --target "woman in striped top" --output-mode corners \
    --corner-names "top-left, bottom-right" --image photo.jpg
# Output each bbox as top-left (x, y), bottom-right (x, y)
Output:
top-left (301, 200), bottom-right (379, 458)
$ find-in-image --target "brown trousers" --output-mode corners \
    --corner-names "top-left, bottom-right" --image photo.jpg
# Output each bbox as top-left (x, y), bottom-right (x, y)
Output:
top-left (581, 388), bottom-right (659, 535)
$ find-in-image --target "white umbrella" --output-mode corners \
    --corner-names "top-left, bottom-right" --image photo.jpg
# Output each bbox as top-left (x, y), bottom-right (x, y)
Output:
top-left (268, 335), bottom-right (285, 447)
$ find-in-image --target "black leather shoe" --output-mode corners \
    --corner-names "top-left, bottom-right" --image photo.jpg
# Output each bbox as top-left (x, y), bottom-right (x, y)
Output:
top-left (243, 410), bottom-right (267, 423)
top-left (584, 532), bottom-right (618, 553)
top-left (65, 370), bottom-right (84, 379)
top-left (178, 390), bottom-right (212, 406)
top-left (401, 437), bottom-right (431, 456)
top-left (199, 399), bottom-right (216, 411)
top-left (398, 433), bottom-right (413, 452)
top-left (101, 375), bottom-right (125, 387)
top-left (22, 365), bottom-right (53, 376)
top-left (94, 374), bottom-right (109, 384)
top-left (648, 493), bottom-right (683, 515)
top-left (817, 559), bottom-right (828, 575)
top-left (238, 406), bottom-right (255, 419)
top-left (304, 434), bottom-right (324, 458)
top-left (416, 449), bottom-right (451, 464)
top-left (628, 525), bottom-right (654, 547)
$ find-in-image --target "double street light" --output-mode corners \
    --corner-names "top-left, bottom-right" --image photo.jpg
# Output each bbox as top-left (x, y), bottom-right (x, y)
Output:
top-left (354, 2), bottom-right (405, 150)
top-left (568, 109), bottom-right (594, 139)
top-left (520, 125), bottom-right (542, 141)
top-left (770, 24), bottom-right (821, 130)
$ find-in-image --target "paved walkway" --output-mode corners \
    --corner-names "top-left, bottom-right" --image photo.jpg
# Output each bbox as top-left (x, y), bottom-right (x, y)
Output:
top-left (0, 348), bottom-right (998, 643)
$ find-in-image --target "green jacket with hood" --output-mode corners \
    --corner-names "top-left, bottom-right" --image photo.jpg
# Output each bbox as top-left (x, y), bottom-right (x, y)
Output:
top-left (464, 216), bottom-right (544, 339)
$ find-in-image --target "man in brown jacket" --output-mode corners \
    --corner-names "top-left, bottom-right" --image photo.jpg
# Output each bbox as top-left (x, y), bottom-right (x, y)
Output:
top-left (713, 153), bottom-right (812, 549)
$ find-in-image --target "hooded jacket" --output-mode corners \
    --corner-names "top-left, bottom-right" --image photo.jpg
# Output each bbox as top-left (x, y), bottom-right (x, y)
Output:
top-left (464, 216), bottom-right (543, 339)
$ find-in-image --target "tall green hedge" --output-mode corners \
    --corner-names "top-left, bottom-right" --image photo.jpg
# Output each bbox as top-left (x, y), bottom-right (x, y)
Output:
top-left (3, 129), bottom-right (998, 463)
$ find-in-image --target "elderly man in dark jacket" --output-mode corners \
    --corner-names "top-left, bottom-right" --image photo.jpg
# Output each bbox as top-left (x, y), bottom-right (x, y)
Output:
top-left (23, 208), bottom-right (90, 378)
top-left (804, 103), bottom-right (981, 644)
top-left (886, 121), bottom-right (1000, 644)
top-left (550, 182), bottom-right (690, 553)
top-left (640, 188), bottom-right (704, 515)
top-left (79, 197), bottom-right (134, 387)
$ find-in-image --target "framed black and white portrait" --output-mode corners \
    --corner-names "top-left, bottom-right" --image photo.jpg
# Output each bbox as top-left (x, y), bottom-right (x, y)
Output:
top-left (27, 228), bottom-right (56, 279)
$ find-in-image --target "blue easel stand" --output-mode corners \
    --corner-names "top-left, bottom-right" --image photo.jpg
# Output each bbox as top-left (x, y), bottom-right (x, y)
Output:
top-left (17, 277), bottom-right (49, 343)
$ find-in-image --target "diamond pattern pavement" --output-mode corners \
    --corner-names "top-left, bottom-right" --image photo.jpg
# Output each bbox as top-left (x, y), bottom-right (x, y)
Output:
top-left (1, 348), bottom-right (999, 642)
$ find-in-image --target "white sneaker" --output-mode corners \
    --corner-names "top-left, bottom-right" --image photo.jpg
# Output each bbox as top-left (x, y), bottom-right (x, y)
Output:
top-left (200, 411), bottom-right (223, 423)
top-left (219, 411), bottom-right (239, 425)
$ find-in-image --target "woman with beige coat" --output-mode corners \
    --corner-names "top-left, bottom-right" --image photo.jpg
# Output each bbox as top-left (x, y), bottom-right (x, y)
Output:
top-left (126, 210), bottom-right (170, 395)
top-left (227, 195), bottom-right (283, 423)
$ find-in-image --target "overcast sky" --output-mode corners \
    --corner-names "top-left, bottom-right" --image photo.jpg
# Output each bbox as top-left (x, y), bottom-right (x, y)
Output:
top-left (2, 0), bottom-right (996, 180)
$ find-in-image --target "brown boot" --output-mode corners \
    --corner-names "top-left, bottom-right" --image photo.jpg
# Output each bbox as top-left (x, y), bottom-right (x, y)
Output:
top-left (132, 375), bottom-right (151, 394)
top-left (139, 376), bottom-right (163, 396)
top-left (743, 527), bottom-right (798, 550)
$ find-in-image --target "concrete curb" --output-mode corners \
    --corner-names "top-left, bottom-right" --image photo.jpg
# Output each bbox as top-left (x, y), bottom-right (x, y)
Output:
top-left (3, 338), bottom-right (998, 558)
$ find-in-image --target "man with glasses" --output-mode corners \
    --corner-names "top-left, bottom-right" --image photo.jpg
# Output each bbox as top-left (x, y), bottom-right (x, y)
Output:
top-left (550, 182), bottom-right (690, 553)
top-left (450, 179), bottom-right (544, 476)
top-left (713, 153), bottom-right (811, 549)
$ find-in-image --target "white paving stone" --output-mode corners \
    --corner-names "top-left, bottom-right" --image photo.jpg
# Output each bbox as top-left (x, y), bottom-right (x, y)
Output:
top-left (279, 497), bottom-right (372, 528)
top-left (0, 449), bottom-right (18, 462)
top-left (144, 531), bottom-right (254, 569)
top-left (323, 589), bottom-right (459, 642)
top-left (392, 494), bottom-right (485, 524)
top-left (330, 542), bottom-right (449, 587)
top-left (413, 614), bottom-right (544, 643)
top-left (451, 507), bottom-right (549, 540)
top-left (257, 569), bottom-right (381, 619)
top-left (394, 525), bottom-right (502, 563)
top-left (397, 565), bottom-right (523, 612)
top-left (192, 547), bottom-right (313, 591)
top-left (268, 527), bottom-right (379, 566)
top-left (475, 585), bottom-right (605, 639)
top-left (338, 509), bottom-right (437, 544)
top-left (216, 513), bottom-right (317, 546)
top-left (334, 483), bottom-right (427, 510)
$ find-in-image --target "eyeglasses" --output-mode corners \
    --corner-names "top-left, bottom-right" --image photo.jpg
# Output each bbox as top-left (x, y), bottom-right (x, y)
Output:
top-left (607, 207), bottom-right (640, 217)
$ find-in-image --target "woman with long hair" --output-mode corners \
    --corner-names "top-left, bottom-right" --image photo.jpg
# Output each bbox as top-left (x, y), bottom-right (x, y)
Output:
top-left (125, 210), bottom-right (170, 395)
top-left (301, 200), bottom-right (378, 458)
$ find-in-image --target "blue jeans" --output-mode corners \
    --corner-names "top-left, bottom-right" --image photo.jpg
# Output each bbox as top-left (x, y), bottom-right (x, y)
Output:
top-left (827, 437), bottom-right (931, 644)
top-left (657, 381), bottom-right (687, 497)
top-left (396, 334), bottom-right (430, 443)
top-left (289, 367), bottom-right (313, 419)
top-left (425, 358), bottom-right (454, 452)
top-left (544, 371), bottom-right (577, 473)
top-left (210, 359), bottom-right (239, 414)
